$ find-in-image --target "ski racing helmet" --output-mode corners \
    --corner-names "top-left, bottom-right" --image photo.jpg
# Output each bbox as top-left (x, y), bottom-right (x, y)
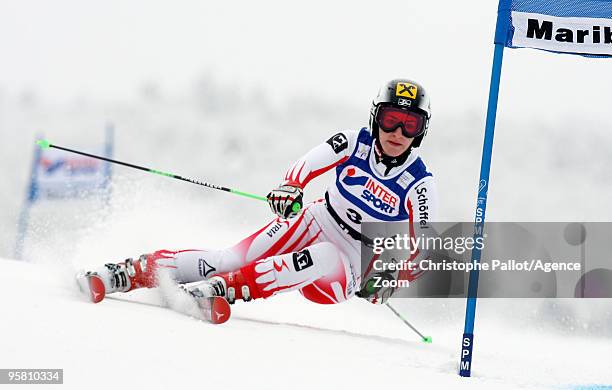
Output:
top-left (369, 79), bottom-right (431, 150)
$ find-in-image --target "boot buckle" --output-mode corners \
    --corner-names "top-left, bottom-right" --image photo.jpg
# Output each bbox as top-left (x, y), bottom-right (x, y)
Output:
top-left (125, 258), bottom-right (135, 277)
top-left (227, 287), bottom-right (236, 304)
top-left (139, 254), bottom-right (148, 273)
top-left (241, 286), bottom-right (251, 302)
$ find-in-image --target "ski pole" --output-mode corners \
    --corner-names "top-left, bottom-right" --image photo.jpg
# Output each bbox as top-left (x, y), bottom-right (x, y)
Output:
top-left (36, 139), bottom-right (301, 212)
top-left (386, 302), bottom-right (432, 343)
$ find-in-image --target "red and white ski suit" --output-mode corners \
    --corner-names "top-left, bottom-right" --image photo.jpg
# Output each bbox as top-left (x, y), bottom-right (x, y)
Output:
top-left (146, 128), bottom-right (438, 304)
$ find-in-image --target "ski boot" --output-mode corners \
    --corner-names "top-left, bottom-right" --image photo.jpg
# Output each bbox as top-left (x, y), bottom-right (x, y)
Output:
top-left (187, 267), bottom-right (261, 304)
top-left (76, 250), bottom-right (173, 303)
top-left (180, 281), bottom-right (232, 324)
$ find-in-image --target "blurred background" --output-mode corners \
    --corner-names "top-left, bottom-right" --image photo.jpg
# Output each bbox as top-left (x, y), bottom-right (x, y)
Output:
top-left (1, 0), bottom-right (611, 337)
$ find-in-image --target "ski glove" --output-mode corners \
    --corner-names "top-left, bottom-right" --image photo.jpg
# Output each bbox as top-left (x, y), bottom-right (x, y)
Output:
top-left (356, 269), bottom-right (399, 305)
top-left (266, 185), bottom-right (304, 219)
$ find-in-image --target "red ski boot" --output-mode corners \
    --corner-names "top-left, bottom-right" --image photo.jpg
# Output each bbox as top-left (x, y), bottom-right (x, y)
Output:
top-left (187, 263), bottom-right (263, 304)
top-left (76, 250), bottom-right (176, 303)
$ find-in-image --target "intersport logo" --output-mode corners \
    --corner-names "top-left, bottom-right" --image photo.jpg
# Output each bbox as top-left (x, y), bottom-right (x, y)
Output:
top-left (339, 166), bottom-right (400, 216)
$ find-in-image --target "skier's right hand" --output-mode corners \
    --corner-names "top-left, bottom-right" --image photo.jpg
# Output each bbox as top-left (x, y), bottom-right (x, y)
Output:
top-left (267, 184), bottom-right (303, 219)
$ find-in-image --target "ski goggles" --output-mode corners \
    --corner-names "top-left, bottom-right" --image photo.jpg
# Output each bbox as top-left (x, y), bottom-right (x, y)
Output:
top-left (376, 106), bottom-right (425, 138)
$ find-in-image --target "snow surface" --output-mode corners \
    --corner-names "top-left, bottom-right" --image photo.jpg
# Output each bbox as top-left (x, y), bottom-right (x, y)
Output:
top-left (1, 67), bottom-right (611, 390)
top-left (0, 257), bottom-right (610, 389)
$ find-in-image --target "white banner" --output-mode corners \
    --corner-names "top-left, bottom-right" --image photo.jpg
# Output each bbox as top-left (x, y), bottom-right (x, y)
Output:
top-left (511, 11), bottom-right (612, 55)
top-left (35, 147), bottom-right (109, 200)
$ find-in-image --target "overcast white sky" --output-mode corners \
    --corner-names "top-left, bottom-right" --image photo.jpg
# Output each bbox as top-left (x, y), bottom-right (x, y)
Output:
top-left (1, 0), bottom-right (611, 117)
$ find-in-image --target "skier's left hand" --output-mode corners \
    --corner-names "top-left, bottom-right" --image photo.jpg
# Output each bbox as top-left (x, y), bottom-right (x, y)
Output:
top-left (267, 185), bottom-right (304, 219)
top-left (356, 270), bottom-right (398, 304)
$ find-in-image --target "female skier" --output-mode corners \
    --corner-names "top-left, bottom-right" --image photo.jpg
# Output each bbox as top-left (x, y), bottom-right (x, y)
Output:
top-left (77, 78), bottom-right (438, 310)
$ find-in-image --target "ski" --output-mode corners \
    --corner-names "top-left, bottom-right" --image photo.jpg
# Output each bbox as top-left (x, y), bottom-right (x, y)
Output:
top-left (185, 288), bottom-right (232, 325)
top-left (76, 272), bottom-right (231, 324)
top-left (75, 272), bottom-right (107, 303)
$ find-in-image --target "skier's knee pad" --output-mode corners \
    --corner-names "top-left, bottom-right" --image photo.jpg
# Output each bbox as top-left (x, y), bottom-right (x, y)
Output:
top-left (298, 242), bottom-right (352, 305)
top-left (295, 242), bottom-right (342, 274)
top-left (237, 242), bottom-right (346, 299)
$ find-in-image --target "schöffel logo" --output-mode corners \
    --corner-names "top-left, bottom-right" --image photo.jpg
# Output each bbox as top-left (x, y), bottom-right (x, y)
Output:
top-left (415, 182), bottom-right (430, 226)
top-left (339, 166), bottom-right (400, 216)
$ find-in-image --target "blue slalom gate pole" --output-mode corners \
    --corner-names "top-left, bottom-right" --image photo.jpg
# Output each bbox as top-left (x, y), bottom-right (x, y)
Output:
top-left (103, 122), bottom-right (115, 206)
top-left (458, 42), bottom-right (505, 377)
top-left (14, 135), bottom-right (43, 260)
